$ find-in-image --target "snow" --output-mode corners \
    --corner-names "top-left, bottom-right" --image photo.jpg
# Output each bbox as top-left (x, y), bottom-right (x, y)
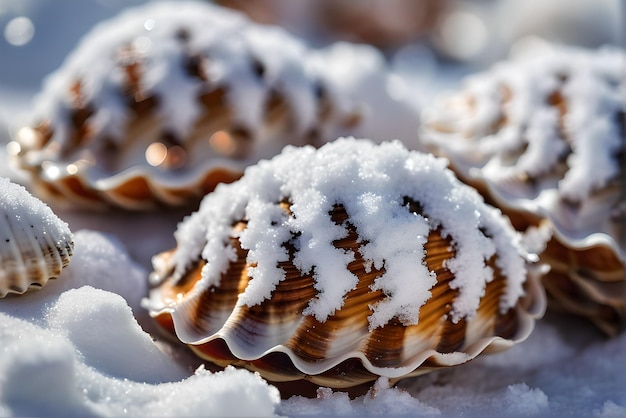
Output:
top-left (1, 160), bottom-right (623, 418)
top-left (151, 138), bottom-right (529, 329)
top-left (0, 177), bottom-right (74, 297)
top-left (0, 0), bottom-right (624, 417)
top-left (0, 232), bottom-right (281, 417)
top-left (0, 310), bottom-right (281, 417)
top-left (422, 44), bottom-right (625, 204)
top-left (0, 177), bottom-right (71, 243)
top-left (3, 238), bottom-right (624, 418)
top-left (22, 1), bottom-right (419, 178)
top-left (0, 177), bottom-right (70, 237)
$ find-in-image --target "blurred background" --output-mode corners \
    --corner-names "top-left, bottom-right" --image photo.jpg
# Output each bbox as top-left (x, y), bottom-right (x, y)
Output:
top-left (0, 0), bottom-right (622, 139)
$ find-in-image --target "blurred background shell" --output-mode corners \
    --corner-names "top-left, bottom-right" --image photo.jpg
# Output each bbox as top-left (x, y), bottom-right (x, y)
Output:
top-left (9, 1), bottom-right (420, 211)
top-left (215, 0), bottom-right (448, 50)
top-left (0, 177), bottom-right (74, 297)
top-left (421, 43), bottom-right (626, 335)
top-left (144, 138), bottom-right (545, 391)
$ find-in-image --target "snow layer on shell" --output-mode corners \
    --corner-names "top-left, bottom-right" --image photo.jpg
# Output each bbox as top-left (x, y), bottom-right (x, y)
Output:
top-left (0, 177), bottom-right (73, 295)
top-left (0, 289), bottom-right (280, 417)
top-left (167, 138), bottom-right (529, 329)
top-left (0, 176), bottom-right (72, 248)
top-left (425, 44), bottom-right (625, 202)
top-left (30, 1), bottom-right (419, 151)
top-left (31, 1), bottom-right (246, 143)
top-left (307, 42), bottom-right (421, 148)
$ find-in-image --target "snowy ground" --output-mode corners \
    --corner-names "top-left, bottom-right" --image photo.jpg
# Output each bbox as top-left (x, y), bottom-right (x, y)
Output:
top-left (0, 227), bottom-right (624, 417)
top-left (0, 1), bottom-right (624, 417)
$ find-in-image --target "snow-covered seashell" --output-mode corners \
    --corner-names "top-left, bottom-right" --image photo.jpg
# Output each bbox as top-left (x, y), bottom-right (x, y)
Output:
top-left (421, 44), bottom-right (626, 335)
top-left (0, 177), bottom-right (74, 297)
top-left (144, 138), bottom-right (545, 390)
top-left (10, 1), bottom-right (419, 211)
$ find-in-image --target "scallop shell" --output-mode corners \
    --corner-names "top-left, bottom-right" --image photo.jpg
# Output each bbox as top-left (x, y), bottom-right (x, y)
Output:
top-left (216, 0), bottom-right (446, 49)
top-left (0, 177), bottom-right (74, 297)
top-left (421, 44), bottom-right (626, 335)
top-left (10, 1), bottom-right (419, 211)
top-left (144, 138), bottom-right (545, 389)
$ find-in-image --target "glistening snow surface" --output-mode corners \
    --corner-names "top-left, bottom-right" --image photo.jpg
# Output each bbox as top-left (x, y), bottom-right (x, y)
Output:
top-left (0, 230), bottom-right (281, 417)
top-left (0, 229), bottom-right (624, 417)
top-left (423, 45), bottom-right (625, 202)
top-left (0, 1), bottom-right (624, 416)
top-left (0, 176), bottom-right (72, 243)
top-left (161, 138), bottom-right (528, 330)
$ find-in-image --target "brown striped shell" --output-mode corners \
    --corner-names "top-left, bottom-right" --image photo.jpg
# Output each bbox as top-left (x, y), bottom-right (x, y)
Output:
top-left (421, 44), bottom-right (626, 335)
top-left (144, 138), bottom-right (545, 390)
top-left (216, 0), bottom-right (446, 49)
top-left (10, 1), bottom-right (419, 211)
top-left (0, 177), bottom-right (74, 297)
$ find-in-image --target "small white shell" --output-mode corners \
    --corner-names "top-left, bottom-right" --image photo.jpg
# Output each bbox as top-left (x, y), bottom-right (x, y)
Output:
top-left (421, 44), bottom-right (625, 334)
top-left (11, 1), bottom-right (419, 211)
top-left (144, 138), bottom-right (545, 389)
top-left (0, 177), bottom-right (74, 297)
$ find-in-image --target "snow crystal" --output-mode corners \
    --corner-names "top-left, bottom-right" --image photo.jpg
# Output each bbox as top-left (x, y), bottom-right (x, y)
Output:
top-left (278, 378), bottom-right (441, 417)
top-left (500, 383), bottom-right (549, 416)
top-left (594, 401), bottom-right (626, 418)
top-left (160, 138), bottom-right (529, 330)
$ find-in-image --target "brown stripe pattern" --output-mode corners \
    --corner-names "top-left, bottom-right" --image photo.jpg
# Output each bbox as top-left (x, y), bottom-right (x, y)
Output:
top-left (150, 199), bottom-right (538, 389)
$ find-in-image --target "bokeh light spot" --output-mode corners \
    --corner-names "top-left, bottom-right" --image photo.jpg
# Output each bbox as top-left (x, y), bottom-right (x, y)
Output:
top-left (4, 16), bottom-right (35, 46)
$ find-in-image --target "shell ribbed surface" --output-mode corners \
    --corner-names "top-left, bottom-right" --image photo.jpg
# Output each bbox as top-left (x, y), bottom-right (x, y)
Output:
top-left (145, 138), bottom-right (544, 388)
top-left (421, 44), bottom-right (626, 335)
top-left (0, 178), bottom-right (74, 297)
top-left (11, 1), bottom-right (418, 211)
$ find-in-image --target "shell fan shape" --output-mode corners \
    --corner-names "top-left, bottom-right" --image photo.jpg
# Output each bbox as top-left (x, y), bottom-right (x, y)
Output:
top-left (144, 138), bottom-right (545, 389)
top-left (0, 177), bottom-right (74, 297)
top-left (421, 44), bottom-right (626, 335)
top-left (11, 1), bottom-right (419, 211)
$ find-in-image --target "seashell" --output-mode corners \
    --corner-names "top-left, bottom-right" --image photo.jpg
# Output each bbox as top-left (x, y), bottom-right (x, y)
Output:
top-left (313, 0), bottom-right (446, 48)
top-left (421, 44), bottom-right (626, 335)
top-left (0, 177), bottom-right (74, 297)
top-left (144, 138), bottom-right (545, 390)
top-left (10, 1), bottom-right (420, 211)
top-left (215, 0), bottom-right (446, 49)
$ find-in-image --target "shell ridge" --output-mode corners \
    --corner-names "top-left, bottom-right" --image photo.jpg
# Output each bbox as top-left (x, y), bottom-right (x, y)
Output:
top-left (6, 211), bottom-right (48, 294)
top-left (14, 2), bottom-right (420, 210)
top-left (0, 212), bottom-right (27, 295)
top-left (0, 178), bottom-right (74, 296)
top-left (146, 138), bottom-right (545, 387)
top-left (420, 44), bottom-right (626, 333)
